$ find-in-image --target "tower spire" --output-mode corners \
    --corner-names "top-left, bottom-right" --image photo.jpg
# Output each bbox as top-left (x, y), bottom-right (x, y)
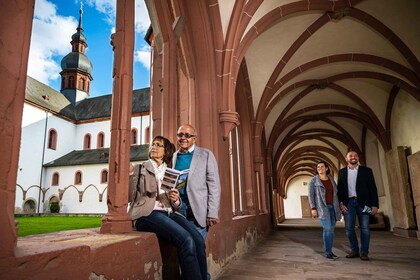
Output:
top-left (59, 2), bottom-right (93, 105)
top-left (77, 2), bottom-right (84, 33)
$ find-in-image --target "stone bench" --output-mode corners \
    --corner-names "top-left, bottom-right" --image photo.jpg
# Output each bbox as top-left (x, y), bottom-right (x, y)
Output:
top-left (1, 228), bottom-right (180, 279)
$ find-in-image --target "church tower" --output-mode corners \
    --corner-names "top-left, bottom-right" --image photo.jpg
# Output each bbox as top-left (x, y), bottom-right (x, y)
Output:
top-left (60, 5), bottom-right (93, 105)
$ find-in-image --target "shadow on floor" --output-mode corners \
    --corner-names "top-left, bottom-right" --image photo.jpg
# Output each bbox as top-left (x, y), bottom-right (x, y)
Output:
top-left (215, 219), bottom-right (420, 280)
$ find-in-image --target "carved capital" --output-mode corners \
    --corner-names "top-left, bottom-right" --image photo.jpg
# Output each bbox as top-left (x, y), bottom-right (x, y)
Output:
top-left (219, 111), bottom-right (240, 140)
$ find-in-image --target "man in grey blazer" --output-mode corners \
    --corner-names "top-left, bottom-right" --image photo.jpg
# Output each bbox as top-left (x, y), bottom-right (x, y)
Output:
top-left (172, 124), bottom-right (221, 240)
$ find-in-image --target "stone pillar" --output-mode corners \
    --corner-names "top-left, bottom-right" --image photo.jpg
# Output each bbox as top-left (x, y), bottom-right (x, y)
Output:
top-left (0, 0), bottom-right (34, 261)
top-left (408, 151), bottom-right (420, 239)
top-left (385, 147), bottom-right (416, 237)
top-left (101, 0), bottom-right (135, 233)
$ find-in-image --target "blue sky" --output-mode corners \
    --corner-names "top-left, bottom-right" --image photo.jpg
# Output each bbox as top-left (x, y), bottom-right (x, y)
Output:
top-left (27, 0), bottom-right (151, 97)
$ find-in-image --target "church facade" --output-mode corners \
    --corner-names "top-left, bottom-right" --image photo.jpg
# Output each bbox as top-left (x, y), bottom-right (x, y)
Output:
top-left (2, 0), bottom-right (420, 279)
top-left (15, 8), bottom-right (150, 215)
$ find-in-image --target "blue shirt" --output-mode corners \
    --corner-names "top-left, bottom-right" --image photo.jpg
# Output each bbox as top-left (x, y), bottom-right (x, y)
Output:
top-left (175, 150), bottom-right (194, 207)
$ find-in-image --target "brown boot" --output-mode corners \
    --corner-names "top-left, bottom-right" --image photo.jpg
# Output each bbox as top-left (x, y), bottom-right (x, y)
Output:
top-left (360, 253), bottom-right (369, 261)
top-left (345, 252), bottom-right (360, 258)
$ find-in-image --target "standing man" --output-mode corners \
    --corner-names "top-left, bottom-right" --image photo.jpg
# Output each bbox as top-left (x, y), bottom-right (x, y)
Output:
top-left (173, 124), bottom-right (221, 240)
top-left (337, 150), bottom-right (379, 261)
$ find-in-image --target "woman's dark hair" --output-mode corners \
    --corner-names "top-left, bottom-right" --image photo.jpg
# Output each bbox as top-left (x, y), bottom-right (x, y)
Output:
top-left (316, 161), bottom-right (330, 175)
top-left (149, 136), bottom-right (174, 165)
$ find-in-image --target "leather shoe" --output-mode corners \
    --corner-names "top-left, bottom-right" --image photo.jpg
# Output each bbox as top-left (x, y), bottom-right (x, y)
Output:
top-left (360, 253), bottom-right (369, 261)
top-left (345, 252), bottom-right (360, 258)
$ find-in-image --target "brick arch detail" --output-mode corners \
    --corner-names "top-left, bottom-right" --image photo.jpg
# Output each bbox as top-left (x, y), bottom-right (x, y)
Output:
top-left (58, 184), bottom-right (106, 203)
top-left (274, 134), bottom-right (347, 171)
top-left (277, 146), bottom-right (341, 195)
top-left (220, 2), bottom-right (420, 164)
top-left (277, 128), bottom-right (360, 159)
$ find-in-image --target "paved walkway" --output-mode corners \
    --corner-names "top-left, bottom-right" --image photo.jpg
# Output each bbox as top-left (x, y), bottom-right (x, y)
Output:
top-left (215, 219), bottom-right (420, 280)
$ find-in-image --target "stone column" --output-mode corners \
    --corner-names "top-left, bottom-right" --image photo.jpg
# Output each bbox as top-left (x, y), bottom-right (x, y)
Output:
top-left (385, 147), bottom-right (416, 237)
top-left (0, 0), bottom-right (34, 260)
top-left (101, 0), bottom-right (135, 233)
top-left (408, 151), bottom-right (420, 239)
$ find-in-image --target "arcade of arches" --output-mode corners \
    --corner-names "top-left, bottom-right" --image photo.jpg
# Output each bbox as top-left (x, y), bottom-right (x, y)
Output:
top-left (1, 0), bottom-right (420, 278)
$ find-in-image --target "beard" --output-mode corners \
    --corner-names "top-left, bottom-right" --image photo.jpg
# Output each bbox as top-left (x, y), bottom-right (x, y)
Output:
top-left (349, 158), bottom-right (358, 165)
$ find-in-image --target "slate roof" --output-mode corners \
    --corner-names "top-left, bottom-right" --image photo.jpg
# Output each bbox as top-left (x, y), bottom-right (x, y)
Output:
top-left (25, 76), bottom-right (150, 121)
top-left (44, 145), bottom-right (149, 167)
top-left (25, 76), bottom-right (72, 113)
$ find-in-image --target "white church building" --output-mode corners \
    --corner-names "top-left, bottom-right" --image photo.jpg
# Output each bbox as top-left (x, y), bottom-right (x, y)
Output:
top-left (15, 8), bottom-right (150, 215)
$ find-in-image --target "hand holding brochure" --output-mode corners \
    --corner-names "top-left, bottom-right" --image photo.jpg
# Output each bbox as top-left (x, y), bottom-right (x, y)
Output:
top-left (161, 168), bottom-right (189, 192)
top-left (362, 205), bottom-right (372, 214)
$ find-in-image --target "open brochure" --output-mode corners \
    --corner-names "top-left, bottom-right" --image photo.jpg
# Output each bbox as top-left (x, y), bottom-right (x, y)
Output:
top-left (161, 168), bottom-right (190, 192)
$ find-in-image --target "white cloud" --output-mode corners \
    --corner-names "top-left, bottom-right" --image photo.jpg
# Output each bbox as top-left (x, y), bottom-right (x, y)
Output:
top-left (27, 0), bottom-right (151, 85)
top-left (134, 45), bottom-right (151, 69)
top-left (135, 0), bottom-right (151, 34)
top-left (88, 0), bottom-right (150, 34)
top-left (27, 0), bottom-right (78, 84)
top-left (86, 0), bottom-right (116, 25)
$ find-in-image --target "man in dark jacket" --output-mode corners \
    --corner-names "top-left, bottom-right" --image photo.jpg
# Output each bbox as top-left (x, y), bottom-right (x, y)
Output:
top-left (337, 150), bottom-right (379, 261)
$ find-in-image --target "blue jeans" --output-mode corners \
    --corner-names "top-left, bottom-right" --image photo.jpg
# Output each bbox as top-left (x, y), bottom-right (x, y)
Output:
top-left (135, 211), bottom-right (207, 280)
top-left (343, 198), bottom-right (371, 254)
top-left (179, 205), bottom-right (210, 279)
top-left (319, 204), bottom-right (337, 255)
top-left (179, 205), bottom-right (209, 240)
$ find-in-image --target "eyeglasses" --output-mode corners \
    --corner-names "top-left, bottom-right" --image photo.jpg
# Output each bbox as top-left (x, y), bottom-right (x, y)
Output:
top-left (176, 132), bottom-right (196, 139)
top-left (151, 142), bottom-right (164, 148)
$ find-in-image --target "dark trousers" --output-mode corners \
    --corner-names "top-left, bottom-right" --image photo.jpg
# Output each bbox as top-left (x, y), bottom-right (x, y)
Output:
top-left (135, 210), bottom-right (207, 280)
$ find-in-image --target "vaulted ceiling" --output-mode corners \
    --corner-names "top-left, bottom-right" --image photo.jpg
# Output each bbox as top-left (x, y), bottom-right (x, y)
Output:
top-left (216, 0), bottom-right (420, 194)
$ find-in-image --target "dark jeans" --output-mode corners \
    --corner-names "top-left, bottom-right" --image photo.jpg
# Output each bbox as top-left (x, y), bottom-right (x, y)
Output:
top-left (135, 210), bottom-right (207, 280)
top-left (178, 205), bottom-right (210, 280)
top-left (343, 198), bottom-right (371, 254)
top-left (179, 205), bottom-right (208, 239)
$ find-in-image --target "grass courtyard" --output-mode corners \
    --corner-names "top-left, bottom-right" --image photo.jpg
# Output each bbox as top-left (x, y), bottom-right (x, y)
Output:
top-left (16, 215), bottom-right (103, 237)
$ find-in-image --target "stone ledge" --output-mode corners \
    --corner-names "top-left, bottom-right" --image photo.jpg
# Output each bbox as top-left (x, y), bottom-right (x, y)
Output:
top-left (0, 228), bottom-right (164, 279)
top-left (393, 227), bottom-right (418, 239)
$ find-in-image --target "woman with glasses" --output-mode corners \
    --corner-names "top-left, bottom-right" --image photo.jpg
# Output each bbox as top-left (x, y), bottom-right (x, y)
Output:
top-left (128, 136), bottom-right (207, 280)
top-left (308, 161), bottom-right (342, 260)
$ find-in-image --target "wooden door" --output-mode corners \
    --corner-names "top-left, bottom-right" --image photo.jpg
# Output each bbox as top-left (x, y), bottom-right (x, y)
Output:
top-left (301, 196), bottom-right (311, 218)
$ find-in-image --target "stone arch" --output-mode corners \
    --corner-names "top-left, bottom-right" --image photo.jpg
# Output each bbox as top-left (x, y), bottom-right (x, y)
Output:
top-left (22, 198), bottom-right (36, 213)
top-left (49, 195), bottom-right (60, 213)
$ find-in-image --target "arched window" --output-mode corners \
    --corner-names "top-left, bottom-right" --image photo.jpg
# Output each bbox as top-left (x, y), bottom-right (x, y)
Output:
top-left (80, 78), bottom-right (86, 91)
top-left (61, 77), bottom-right (65, 90)
top-left (101, 169), bottom-right (108, 183)
top-left (131, 128), bottom-right (138, 145)
top-left (84, 134), bottom-right (91, 150)
top-left (69, 76), bottom-right (75, 88)
top-left (144, 126), bottom-right (150, 144)
top-left (97, 132), bottom-right (105, 148)
top-left (75, 171), bottom-right (82, 185)
top-left (48, 129), bottom-right (57, 150)
top-left (52, 172), bottom-right (59, 186)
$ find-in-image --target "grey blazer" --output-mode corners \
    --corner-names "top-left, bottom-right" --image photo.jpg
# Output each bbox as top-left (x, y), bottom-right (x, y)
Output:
top-left (173, 146), bottom-right (221, 227)
top-left (308, 175), bottom-right (342, 221)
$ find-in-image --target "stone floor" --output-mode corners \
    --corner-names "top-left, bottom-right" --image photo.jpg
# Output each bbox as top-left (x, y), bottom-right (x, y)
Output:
top-left (215, 219), bottom-right (420, 280)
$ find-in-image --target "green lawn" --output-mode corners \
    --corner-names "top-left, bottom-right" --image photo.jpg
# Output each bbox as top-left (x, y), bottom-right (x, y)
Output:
top-left (16, 216), bottom-right (103, 237)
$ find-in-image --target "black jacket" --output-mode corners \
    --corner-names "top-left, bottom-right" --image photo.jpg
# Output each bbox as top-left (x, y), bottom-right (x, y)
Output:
top-left (337, 165), bottom-right (379, 208)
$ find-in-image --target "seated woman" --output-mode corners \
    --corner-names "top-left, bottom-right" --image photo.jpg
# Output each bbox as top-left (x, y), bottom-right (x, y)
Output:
top-left (128, 136), bottom-right (206, 280)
